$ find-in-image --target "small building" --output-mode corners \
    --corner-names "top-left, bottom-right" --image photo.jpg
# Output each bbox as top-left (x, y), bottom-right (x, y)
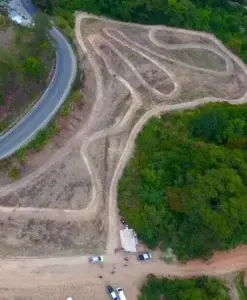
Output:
top-left (120, 227), bottom-right (138, 252)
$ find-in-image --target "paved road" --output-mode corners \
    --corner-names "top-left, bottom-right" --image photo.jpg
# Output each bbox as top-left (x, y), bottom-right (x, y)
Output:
top-left (0, 0), bottom-right (77, 160)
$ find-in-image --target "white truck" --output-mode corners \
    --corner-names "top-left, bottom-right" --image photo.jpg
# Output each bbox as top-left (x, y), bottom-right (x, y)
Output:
top-left (116, 287), bottom-right (127, 300)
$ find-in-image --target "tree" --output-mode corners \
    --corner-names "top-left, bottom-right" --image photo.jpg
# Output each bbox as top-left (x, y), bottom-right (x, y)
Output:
top-left (23, 56), bottom-right (43, 79)
top-left (139, 276), bottom-right (230, 300)
top-left (33, 12), bottom-right (51, 43)
top-left (227, 37), bottom-right (243, 55)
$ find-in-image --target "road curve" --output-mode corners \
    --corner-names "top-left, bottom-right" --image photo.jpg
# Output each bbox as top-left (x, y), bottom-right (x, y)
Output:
top-left (0, 0), bottom-right (77, 160)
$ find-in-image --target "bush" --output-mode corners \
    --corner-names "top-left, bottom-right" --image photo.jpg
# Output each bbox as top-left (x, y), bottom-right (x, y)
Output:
top-left (27, 120), bottom-right (60, 151)
top-left (59, 90), bottom-right (82, 116)
top-left (59, 102), bottom-right (70, 117)
top-left (52, 15), bottom-right (74, 40)
top-left (16, 147), bottom-right (27, 163)
top-left (8, 166), bottom-right (21, 180)
top-left (0, 120), bottom-right (5, 133)
top-left (23, 56), bottom-right (43, 79)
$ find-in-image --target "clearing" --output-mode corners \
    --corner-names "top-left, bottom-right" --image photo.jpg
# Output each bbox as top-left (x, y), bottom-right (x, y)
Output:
top-left (0, 12), bottom-right (246, 299)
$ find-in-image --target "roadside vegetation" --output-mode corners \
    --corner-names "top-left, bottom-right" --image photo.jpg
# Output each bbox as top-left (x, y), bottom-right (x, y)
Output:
top-left (139, 275), bottom-right (230, 300)
top-left (119, 103), bottom-right (247, 261)
top-left (0, 12), bottom-right (55, 132)
top-left (235, 272), bottom-right (247, 300)
top-left (33, 0), bottom-right (247, 63)
top-left (0, 7), bottom-right (83, 181)
top-left (0, 87), bottom-right (83, 180)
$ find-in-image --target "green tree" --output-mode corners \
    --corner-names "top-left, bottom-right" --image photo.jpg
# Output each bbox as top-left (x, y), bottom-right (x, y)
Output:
top-left (228, 37), bottom-right (243, 54)
top-left (23, 56), bottom-right (43, 79)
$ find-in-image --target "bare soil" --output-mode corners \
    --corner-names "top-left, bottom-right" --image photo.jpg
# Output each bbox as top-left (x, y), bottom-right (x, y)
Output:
top-left (0, 216), bottom-right (106, 257)
top-left (0, 27), bottom-right (14, 50)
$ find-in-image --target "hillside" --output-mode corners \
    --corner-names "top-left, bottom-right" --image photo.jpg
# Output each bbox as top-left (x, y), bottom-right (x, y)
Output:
top-left (118, 103), bottom-right (247, 261)
top-left (0, 13), bottom-right (55, 132)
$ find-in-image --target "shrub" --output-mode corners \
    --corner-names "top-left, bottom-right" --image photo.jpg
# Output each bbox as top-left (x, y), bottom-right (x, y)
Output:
top-left (8, 166), bottom-right (21, 180)
top-left (27, 120), bottom-right (60, 151)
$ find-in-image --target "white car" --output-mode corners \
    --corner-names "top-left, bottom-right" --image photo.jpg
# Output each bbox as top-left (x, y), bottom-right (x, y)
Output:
top-left (107, 285), bottom-right (119, 300)
top-left (137, 252), bottom-right (152, 261)
top-left (116, 287), bottom-right (127, 300)
top-left (89, 256), bottom-right (104, 263)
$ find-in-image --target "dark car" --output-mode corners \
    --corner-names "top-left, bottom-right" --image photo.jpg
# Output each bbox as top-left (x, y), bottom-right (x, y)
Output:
top-left (120, 217), bottom-right (126, 225)
top-left (106, 285), bottom-right (119, 300)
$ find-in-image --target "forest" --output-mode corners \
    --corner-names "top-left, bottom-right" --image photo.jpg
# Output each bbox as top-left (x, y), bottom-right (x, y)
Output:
top-left (32, 0), bottom-right (247, 62)
top-left (139, 275), bottom-right (230, 300)
top-left (118, 104), bottom-right (247, 260)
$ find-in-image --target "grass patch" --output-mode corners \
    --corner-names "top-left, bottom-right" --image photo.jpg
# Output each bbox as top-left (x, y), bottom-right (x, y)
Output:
top-left (235, 272), bottom-right (247, 300)
top-left (8, 166), bottom-right (21, 180)
top-left (0, 121), bottom-right (6, 133)
top-left (59, 90), bottom-right (82, 117)
top-left (0, 14), bottom-right (10, 28)
top-left (86, 18), bottom-right (97, 23)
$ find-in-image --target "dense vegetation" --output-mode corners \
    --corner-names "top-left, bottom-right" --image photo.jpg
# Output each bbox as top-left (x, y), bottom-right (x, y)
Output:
top-left (235, 272), bottom-right (247, 300)
top-left (33, 0), bottom-right (247, 61)
top-left (118, 104), bottom-right (247, 260)
top-left (139, 275), bottom-right (230, 300)
top-left (0, 12), bottom-right (54, 131)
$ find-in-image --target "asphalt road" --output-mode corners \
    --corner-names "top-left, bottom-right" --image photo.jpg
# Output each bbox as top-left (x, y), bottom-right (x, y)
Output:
top-left (0, 0), bottom-right (77, 159)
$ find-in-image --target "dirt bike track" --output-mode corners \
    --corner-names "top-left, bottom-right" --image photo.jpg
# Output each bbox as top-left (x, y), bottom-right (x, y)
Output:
top-left (0, 12), bottom-right (247, 299)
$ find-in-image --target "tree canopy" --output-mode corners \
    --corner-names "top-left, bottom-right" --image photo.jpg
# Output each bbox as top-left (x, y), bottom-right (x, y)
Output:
top-left (118, 104), bottom-right (247, 260)
top-left (139, 276), bottom-right (230, 300)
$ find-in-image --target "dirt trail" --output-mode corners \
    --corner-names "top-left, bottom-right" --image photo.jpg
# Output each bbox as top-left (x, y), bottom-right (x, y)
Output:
top-left (0, 13), bottom-right (247, 297)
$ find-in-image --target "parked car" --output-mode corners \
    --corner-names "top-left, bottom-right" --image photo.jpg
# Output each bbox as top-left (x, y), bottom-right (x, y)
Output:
top-left (66, 297), bottom-right (73, 300)
top-left (88, 256), bottom-right (104, 263)
top-left (137, 252), bottom-right (152, 261)
top-left (116, 287), bottom-right (127, 300)
top-left (106, 285), bottom-right (119, 300)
